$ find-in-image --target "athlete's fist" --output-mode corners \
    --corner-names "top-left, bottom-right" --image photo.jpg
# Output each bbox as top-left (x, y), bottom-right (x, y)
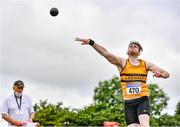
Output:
top-left (153, 71), bottom-right (162, 78)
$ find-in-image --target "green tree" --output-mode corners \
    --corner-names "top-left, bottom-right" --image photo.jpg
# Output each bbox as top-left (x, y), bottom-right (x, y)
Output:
top-left (93, 76), bottom-right (123, 106)
top-left (71, 76), bottom-right (125, 126)
top-left (33, 99), bottom-right (75, 126)
top-left (148, 83), bottom-right (169, 118)
top-left (154, 100), bottom-right (180, 126)
top-left (93, 76), bottom-right (125, 125)
top-left (158, 113), bottom-right (180, 126)
top-left (175, 100), bottom-right (180, 115)
top-left (72, 103), bottom-right (124, 126)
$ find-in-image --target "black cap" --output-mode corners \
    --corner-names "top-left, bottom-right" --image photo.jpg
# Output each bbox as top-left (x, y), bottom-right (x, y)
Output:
top-left (14, 80), bottom-right (24, 87)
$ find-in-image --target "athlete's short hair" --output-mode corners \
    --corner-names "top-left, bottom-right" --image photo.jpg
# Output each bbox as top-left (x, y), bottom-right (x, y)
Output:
top-left (129, 41), bottom-right (143, 52)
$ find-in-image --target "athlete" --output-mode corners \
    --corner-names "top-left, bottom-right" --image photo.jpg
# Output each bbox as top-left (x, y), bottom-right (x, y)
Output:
top-left (75, 38), bottom-right (169, 127)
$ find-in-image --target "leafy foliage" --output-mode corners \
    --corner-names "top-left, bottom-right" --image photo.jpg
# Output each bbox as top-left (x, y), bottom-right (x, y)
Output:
top-left (158, 113), bottom-right (180, 126)
top-left (175, 100), bottom-right (180, 115)
top-left (33, 100), bottom-right (75, 126)
top-left (74, 76), bottom-right (125, 126)
top-left (148, 83), bottom-right (169, 117)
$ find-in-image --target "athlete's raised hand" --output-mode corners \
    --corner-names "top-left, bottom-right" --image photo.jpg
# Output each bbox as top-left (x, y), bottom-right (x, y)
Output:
top-left (147, 62), bottom-right (169, 78)
top-left (75, 38), bottom-right (90, 45)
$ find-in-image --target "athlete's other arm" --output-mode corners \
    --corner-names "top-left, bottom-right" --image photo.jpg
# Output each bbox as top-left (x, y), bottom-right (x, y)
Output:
top-left (75, 38), bottom-right (125, 68)
top-left (146, 62), bottom-right (170, 78)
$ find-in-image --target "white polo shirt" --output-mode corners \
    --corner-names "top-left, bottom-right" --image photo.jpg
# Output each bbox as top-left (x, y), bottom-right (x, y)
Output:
top-left (0, 94), bottom-right (34, 127)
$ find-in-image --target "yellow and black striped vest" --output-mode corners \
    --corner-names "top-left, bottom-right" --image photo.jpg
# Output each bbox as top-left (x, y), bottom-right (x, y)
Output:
top-left (120, 59), bottom-right (148, 100)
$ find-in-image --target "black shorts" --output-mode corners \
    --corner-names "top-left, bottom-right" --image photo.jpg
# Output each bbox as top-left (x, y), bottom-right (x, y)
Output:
top-left (124, 96), bottom-right (150, 125)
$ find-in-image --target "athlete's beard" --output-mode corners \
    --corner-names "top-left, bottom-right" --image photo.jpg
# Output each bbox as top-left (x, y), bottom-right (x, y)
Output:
top-left (127, 50), bottom-right (139, 56)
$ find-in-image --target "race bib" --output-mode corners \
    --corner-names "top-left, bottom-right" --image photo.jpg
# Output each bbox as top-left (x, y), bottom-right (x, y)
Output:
top-left (126, 84), bottom-right (141, 94)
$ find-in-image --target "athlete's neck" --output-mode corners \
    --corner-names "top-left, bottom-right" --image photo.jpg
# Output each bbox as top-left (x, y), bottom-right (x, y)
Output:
top-left (128, 56), bottom-right (140, 66)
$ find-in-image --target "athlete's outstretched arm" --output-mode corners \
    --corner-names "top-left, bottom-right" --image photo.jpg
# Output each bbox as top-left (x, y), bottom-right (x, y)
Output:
top-left (75, 38), bottom-right (125, 67)
top-left (146, 62), bottom-right (170, 79)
